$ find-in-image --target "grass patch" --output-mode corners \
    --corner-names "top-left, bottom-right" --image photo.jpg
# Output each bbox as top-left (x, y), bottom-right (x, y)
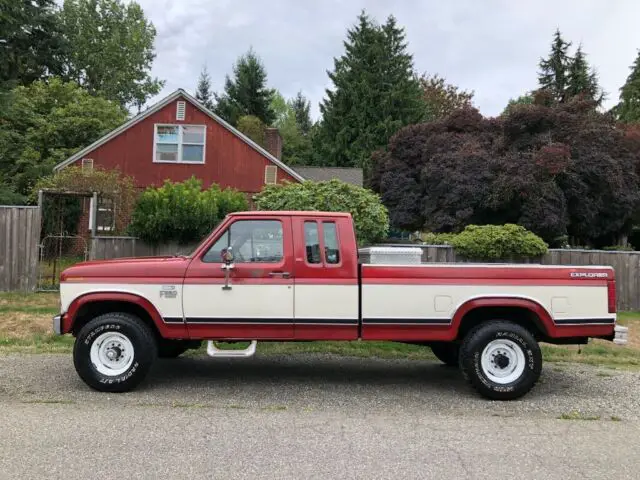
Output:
top-left (261, 405), bottom-right (288, 411)
top-left (558, 411), bottom-right (601, 421)
top-left (22, 399), bottom-right (75, 405)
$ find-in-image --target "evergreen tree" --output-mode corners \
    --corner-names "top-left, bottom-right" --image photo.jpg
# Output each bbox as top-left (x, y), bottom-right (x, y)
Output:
top-left (315, 12), bottom-right (423, 177)
top-left (290, 92), bottom-right (312, 135)
top-left (566, 45), bottom-right (604, 105)
top-left (616, 50), bottom-right (640, 123)
top-left (538, 29), bottom-right (572, 103)
top-left (214, 48), bottom-right (275, 126)
top-left (195, 66), bottom-right (214, 110)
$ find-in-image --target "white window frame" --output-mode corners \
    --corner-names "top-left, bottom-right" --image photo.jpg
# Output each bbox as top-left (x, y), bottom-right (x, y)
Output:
top-left (153, 124), bottom-right (206, 164)
top-left (88, 196), bottom-right (116, 233)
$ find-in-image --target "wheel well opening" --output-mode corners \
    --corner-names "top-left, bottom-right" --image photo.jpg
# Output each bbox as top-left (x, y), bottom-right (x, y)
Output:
top-left (71, 301), bottom-right (161, 339)
top-left (457, 306), bottom-right (547, 341)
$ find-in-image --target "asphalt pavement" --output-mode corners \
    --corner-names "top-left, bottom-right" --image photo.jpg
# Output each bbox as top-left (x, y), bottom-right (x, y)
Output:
top-left (1, 353), bottom-right (639, 479)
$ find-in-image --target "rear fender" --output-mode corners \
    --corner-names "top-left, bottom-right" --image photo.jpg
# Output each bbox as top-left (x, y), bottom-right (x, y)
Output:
top-left (451, 296), bottom-right (554, 337)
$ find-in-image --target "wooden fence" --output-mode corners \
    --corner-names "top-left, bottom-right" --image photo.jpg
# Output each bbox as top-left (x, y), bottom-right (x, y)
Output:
top-left (88, 238), bottom-right (640, 311)
top-left (0, 206), bottom-right (41, 292)
top-left (89, 236), bottom-right (198, 260)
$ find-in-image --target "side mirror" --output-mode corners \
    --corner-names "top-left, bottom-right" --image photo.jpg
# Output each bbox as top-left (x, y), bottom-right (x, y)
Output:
top-left (221, 247), bottom-right (234, 265)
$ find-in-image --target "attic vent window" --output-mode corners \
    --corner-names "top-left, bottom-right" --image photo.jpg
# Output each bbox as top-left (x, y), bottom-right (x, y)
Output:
top-left (265, 165), bottom-right (277, 185)
top-left (82, 158), bottom-right (94, 170)
top-left (176, 101), bottom-right (186, 120)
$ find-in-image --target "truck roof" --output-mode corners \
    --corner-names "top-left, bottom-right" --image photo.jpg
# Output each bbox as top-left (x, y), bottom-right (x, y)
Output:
top-left (230, 211), bottom-right (352, 218)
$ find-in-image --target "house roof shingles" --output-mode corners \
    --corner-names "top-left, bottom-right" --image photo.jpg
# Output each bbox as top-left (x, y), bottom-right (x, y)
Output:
top-left (295, 166), bottom-right (363, 187)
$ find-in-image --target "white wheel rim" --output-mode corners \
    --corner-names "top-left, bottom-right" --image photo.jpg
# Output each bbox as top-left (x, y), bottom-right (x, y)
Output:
top-left (480, 339), bottom-right (526, 385)
top-left (89, 332), bottom-right (134, 376)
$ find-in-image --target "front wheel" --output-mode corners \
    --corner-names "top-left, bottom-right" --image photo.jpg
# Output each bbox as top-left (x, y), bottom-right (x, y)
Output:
top-left (73, 312), bottom-right (157, 393)
top-left (459, 321), bottom-right (542, 400)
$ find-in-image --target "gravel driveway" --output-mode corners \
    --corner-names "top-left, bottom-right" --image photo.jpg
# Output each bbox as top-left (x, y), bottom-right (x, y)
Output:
top-left (1, 353), bottom-right (639, 479)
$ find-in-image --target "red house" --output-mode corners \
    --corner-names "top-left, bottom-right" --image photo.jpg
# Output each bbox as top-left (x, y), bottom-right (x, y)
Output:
top-left (54, 88), bottom-right (363, 237)
top-left (54, 89), bottom-right (308, 235)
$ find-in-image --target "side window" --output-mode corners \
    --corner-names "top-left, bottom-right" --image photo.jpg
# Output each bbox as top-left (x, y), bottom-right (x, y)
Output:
top-left (203, 220), bottom-right (283, 263)
top-left (323, 222), bottom-right (340, 264)
top-left (304, 222), bottom-right (321, 264)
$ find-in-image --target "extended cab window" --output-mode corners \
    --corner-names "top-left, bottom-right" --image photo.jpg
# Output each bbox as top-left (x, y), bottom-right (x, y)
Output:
top-left (323, 221), bottom-right (340, 264)
top-left (203, 220), bottom-right (283, 263)
top-left (304, 222), bottom-right (321, 264)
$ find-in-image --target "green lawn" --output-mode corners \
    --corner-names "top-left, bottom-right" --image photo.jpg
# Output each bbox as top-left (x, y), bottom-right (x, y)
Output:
top-left (0, 292), bottom-right (638, 368)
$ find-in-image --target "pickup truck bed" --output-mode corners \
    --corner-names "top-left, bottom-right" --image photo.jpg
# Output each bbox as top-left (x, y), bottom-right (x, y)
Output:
top-left (54, 211), bottom-right (628, 400)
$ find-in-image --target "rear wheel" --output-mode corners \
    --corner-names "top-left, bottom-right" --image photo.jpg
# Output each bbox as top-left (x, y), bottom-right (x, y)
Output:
top-left (430, 342), bottom-right (459, 367)
top-left (73, 312), bottom-right (157, 393)
top-left (459, 320), bottom-right (542, 400)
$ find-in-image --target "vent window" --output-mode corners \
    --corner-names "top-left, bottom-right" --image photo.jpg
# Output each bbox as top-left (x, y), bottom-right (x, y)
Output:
top-left (176, 101), bottom-right (186, 120)
top-left (81, 158), bottom-right (94, 170)
top-left (264, 165), bottom-right (277, 184)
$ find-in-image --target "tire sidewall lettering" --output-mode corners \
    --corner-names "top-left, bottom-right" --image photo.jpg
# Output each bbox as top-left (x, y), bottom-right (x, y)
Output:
top-left (83, 322), bottom-right (138, 383)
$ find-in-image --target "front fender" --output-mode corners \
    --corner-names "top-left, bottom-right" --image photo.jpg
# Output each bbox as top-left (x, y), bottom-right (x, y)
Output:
top-left (61, 291), bottom-right (186, 338)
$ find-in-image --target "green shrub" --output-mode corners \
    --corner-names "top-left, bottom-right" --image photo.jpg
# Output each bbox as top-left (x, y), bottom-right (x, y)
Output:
top-left (129, 177), bottom-right (248, 244)
top-left (602, 245), bottom-right (635, 252)
top-left (450, 224), bottom-right (548, 260)
top-left (254, 179), bottom-right (389, 245)
top-left (420, 232), bottom-right (457, 245)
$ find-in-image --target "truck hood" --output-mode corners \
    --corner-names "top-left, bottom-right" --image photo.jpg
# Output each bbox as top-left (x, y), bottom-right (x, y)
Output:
top-left (60, 256), bottom-right (191, 281)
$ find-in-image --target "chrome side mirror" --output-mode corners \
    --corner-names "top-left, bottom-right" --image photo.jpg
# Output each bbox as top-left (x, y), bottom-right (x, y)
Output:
top-left (221, 247), bottom-right (234, 265)
top-left (221, 247), bottom-right (234, 290)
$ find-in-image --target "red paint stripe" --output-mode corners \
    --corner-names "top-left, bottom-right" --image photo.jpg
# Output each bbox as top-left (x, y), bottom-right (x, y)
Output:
top-left (361, 278), bottom-right (606, 286)
top-left (63, 277), bottom-right (182, 284)
top-left (362, 265), bottom-right (614, 281)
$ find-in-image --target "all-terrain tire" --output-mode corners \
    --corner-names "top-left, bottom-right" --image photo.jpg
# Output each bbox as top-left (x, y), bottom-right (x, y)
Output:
top-left (459, 321), bottom-right (542, 400)
top-left (430, 342), bottom-right (460, 367)
top-left (73, 312), bottom-right (157, 393)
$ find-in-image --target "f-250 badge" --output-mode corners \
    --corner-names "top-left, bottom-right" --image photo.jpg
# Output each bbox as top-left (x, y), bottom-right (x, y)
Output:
top-left (159, 285), bottom-right (177, 299)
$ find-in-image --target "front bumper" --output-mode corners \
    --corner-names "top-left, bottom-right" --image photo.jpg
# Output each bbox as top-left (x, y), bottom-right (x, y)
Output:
top-left (52, 315), bottom-right (62, 335)
top-left (614, 325), bottom-right (629, 346)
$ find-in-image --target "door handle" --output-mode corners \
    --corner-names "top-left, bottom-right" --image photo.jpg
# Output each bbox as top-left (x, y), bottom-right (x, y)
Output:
top-left (268, 271), bottom-right (291, 279)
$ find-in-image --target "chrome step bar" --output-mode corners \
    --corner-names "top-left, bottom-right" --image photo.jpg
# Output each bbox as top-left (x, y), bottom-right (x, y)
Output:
top-left (206, 340), bottom-right (257, 358)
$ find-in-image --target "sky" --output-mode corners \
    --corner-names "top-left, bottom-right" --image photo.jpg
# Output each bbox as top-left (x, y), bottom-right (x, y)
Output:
top-left (137, 0), bottom-right (640, 119)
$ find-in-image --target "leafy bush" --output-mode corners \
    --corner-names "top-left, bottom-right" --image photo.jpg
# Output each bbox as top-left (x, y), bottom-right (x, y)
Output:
top-left (254, 179), bottom-right (389, 245)
top-left (449, 224), bottom-right (548, 260)
top-left (129, 177), bottom-right (248, 244)
top-left (602, 245), bottom-right (636, 252)
top-left (420, 232), bottom-right (457, 245)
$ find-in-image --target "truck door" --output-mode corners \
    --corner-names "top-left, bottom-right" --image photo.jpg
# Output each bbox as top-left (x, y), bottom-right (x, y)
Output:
top-left (292, 217), bottom-right (359, 340)
top-left (183, 216), bottom-right (295, 339)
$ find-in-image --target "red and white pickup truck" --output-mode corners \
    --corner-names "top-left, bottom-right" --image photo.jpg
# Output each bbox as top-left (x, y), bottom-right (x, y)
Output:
top-left (54, 211), bottom-right (628, 400)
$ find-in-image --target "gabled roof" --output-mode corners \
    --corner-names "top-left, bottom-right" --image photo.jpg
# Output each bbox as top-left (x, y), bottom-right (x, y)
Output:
top-left (293, 166), bottom-right (363, 187)
top-left (53, 89), bottom-right (305, 182)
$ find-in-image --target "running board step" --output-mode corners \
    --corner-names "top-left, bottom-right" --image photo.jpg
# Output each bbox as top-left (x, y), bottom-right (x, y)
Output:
top-left (206, 340), bottom-right (257, 358)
